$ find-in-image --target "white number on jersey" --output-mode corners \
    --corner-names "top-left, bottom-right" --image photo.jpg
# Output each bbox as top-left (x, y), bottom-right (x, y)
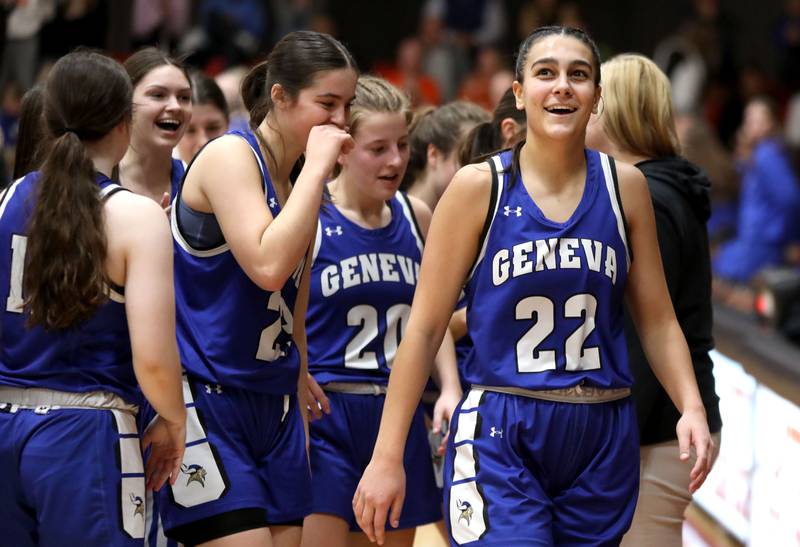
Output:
top-left (515, 293), bottom-right (601, 373)
top-left (6, 234), bottom-right (27, 313)
top-left (344, 303), bottom-right (411, 370)
top-left (255, 290), bottom-right (294, 362)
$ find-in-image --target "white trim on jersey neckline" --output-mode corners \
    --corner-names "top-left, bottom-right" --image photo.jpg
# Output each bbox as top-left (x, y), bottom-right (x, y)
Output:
top-left (599, 153), bottom-right (631, 269)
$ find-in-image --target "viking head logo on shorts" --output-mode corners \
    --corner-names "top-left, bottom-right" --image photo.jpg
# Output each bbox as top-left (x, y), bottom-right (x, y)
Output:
top-left (456, 499), bottom-right (474, 526)
top-left (129, 493), bottom-right (144, 518)
top-left (180, 463), bottom-right (207, 487)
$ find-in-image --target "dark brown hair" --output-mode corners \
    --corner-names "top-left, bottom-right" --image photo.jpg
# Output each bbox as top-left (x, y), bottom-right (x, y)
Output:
top-left (23, 51), bottom-right (132, 330)
top-left (510, 25), bottom-right (602, 183)
top-left (190, 70), bottom-right (229, 121)
top-left (459, 87), bottom-right (526, 165)
top-left (13, 85), bottom-right (47, 179)
top-left (124, 46), bottom-right (191, 90)
top-left (241, 31), bottom-right (357, 169)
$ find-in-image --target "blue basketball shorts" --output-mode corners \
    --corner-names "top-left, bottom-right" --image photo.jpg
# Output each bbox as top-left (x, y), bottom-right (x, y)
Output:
top-left (0, 401), bottom-right (145, 546)
top-left (309, 391), bottom-right (442, 530)
top-left (443, 388), bottom-right (639, 546)
top-left (157, 376), bottom-right (311, 544)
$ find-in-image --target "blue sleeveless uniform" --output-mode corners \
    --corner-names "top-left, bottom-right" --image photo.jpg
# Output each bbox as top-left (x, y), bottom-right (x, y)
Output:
top-left (444, 151), bottom-right (639, 546)
top-left (170, 158), bottom-right (184, 199)
top-left (0, 173), bottom-right (146, 546)
top-left (306, 194), bottom-right (441, 530)
top-left (158, 129), bottom-right (310, 544)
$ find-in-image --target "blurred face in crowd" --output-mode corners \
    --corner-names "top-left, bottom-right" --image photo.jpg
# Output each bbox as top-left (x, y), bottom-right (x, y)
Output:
top-left (131, 64), bottom-right (192, 151)
top-left (741, 100), bottom-right (777, 145)
top-left (176, 102), bottom-right (228, 163)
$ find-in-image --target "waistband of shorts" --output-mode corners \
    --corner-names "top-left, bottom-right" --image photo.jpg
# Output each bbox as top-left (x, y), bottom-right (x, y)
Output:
top-left (472, 384), bottom-right (631, 404)
top-left (0, 387), bottom-right (138, 414)
top-left (322, 382), bottom-right (387, 395)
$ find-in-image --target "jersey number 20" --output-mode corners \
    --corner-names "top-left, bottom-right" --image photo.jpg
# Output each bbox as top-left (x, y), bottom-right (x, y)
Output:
top-left (516, 293), bottom-right (601, 373)
top-left (345, 303), bottom-right (411, 370)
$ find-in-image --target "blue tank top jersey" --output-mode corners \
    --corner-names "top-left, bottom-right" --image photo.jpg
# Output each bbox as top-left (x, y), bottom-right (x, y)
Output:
top-left (0, 172), bottom-right (137, 403)
top-left (172, 129), bottom-right (303, 394)
top-left (463, 149), bottom-right (633, 390)
top-left (306, 193), bottom-right (424, 385)
top-left (170, 157), bottom-right (185, 199)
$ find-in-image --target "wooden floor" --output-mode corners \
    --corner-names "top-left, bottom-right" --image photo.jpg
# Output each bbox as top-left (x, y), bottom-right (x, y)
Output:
top-left (413, 523), bottom-right (447, 546)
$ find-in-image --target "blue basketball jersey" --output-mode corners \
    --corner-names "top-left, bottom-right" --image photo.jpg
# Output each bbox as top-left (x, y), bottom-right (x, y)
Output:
top-left (0, 172), bottom-right (137, 403)
top-left (306, 193), bottom-right (424, 385)
top-left (463, 149), bottom-right (633, 390)
top-left (170, 157), bottom-right (185, 199)
top-left (172, 129), bottom-right (303, 394)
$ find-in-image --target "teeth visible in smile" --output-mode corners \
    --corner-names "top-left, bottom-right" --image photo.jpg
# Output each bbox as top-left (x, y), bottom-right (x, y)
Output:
top-left (545, 106), bottom-right (576, 113)
top-left (156, 119), bottom-right (181, 130)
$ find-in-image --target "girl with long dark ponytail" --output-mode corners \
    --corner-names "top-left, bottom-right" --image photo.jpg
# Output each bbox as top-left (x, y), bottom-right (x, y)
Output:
top-left (0, 50), bottom-right (185, 545)
top-left (161, 30), bottom-right (358, 546)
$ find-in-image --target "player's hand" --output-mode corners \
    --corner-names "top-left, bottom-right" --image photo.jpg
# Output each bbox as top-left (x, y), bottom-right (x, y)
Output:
top-left (303, 124), bottom-right (354, 178)
top-left (432, 387), bottom-right (461, 455)
top-left (142, 415), bottom-right (186, 491)
top-left (676, 407), bottom-right (713, 493)
top-left (353, 457), bottom-right (406, 545)
top-left (303, 372), bottom-right (331, 421)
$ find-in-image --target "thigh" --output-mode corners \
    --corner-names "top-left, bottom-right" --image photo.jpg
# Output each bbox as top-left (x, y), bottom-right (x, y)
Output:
top-left (19, 408), bottom-right (145, 547)
top-left (159, 378), bottom-right (271, 543)
top-left (550, 399), bottom-right (639, 546)
top-left (302, 514), bottom-right (350, 547)
top-left (444, 389), bottom-right (553, 547)
top-left (621, 432), bottom-right (721, 547)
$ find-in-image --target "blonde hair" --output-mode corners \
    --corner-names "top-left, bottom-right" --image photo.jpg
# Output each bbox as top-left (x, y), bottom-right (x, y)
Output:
top-left (349, 75), bottom-right (411, 136)
top-left (600, 54), bottom-right (680, 158)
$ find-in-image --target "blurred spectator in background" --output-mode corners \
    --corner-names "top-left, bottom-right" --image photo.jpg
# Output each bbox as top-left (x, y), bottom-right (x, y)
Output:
top-left (418, 6), bottom-right (464, 102)
top-left (379, 37), bottom-right (441, 107)
top-left (458, 87), bottom-right (524, 166)
top-left (39, 0), bottom-right (105, 64)
top-left (179, 0), bottom-right (268, 70)
top-left (131, 0), bottom-right (190, 50)
top-left (1, 0), bottom-right (54, 92)
top-left (458, 45), bottom-right (505, 111)
top-left (714, 96), bottom-right (800, 286)
top-left (676, 114), bottom-right (740, 245)
top-left (775, 0), bottom-right (800, 94)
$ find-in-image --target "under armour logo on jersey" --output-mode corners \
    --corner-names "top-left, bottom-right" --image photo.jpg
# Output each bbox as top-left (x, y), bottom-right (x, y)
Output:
top-left (503, 206), bottom-right (522, 217)
top-left (129, 493), bottom-right (144, 518)
top-left (180, 464), bottom-right (207, 487)
top-left (205, 384), bottom-right (223, 395)
top-left (269, 197), bottom-right (278, 209)
top-left (325, 225), bottom-right (343, 237)
top-left (490, 426), bottom-right (503, 438)
top-left (456, 500), bottom-right (474, 526)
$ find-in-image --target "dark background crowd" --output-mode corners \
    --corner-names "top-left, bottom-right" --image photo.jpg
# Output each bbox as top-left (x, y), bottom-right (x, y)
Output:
top-left (2, 0), bottom-right (800, 342)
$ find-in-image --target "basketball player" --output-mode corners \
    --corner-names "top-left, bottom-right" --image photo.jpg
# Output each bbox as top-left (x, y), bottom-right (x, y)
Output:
top-left (156, 31), bottom-right (358, 547)
top-left (0, 51), bottom-right (185, 547)
top-left (301, 76), bottom-right (461, 547)
top-left (119, 47), bottom-right (192, 206)
top-left (353, 26), bottom-right (714, 546)
top-left (175, 71), bottom-right (229, 166)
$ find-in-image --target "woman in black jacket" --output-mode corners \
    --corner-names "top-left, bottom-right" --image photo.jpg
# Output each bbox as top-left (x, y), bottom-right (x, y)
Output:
top-left (586, 53), bottom-right (722, 546)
